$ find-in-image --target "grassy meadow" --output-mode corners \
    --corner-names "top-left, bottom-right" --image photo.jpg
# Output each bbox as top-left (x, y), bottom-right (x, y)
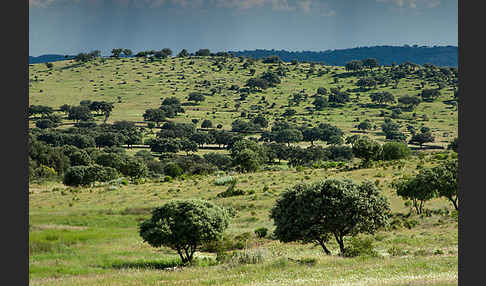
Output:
top-left (29, 55), bottom-right (458, 285)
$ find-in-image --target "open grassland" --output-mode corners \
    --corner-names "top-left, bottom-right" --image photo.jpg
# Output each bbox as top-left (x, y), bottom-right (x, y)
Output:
top-left (29, 56), bottom-right (457, 285)
top-left (29, 153), bottom-right (457, 285)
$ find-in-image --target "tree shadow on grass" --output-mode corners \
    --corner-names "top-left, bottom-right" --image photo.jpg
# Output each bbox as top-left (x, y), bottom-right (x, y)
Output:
top-left (109, 259), bottom-right (182, 270)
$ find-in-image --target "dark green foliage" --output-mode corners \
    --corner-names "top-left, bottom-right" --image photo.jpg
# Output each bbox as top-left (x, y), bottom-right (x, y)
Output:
top-left (274, 128), bottom-right (303, 146)
top-left (345, 60), bottom-right (363, 71)
top-left (139, 200), bottom-right (230, 263)
top-left (369, 92), bottom-right (395, 104)
top-left (342, 236), bottom-right (378, 257)
top-left (398, 95), bottom-right (421, 110)
top-left (312, 96), bottom-right (328, 111)
top-left (149, 138), bottom-right (182, 153)
top-left (394, 168), bottom-right (441, 214)
top-left (68, 105), bottom-right (93, 123)
top-left (357, 120), bottom-right (372, 131)
top-left (164, 162), bottom-right (183, 178)
top-left (143, 109), bottom-right (166, 126)
top-left (352, 136), bottom-right (383, 166)
top-left (270, 179), bottom-right (390, 255)
top-left (282, 108), bottom-right (297, 117)
top-left (201, 119), bottom-right (213, 128)
top-left (420, 89), bottom-right (441, 102)
top-left (409, 130), bottom-right (435, 147)
top-left (63, 164), bottom-right (119, 186)
top-left (230, 139), bottom-right (267, 172)
top-left (195, 49), bottom-right (211, 56)
top-left (447, 137), bottom-right (458, 153)
top-left (231, 119), bottom-right (261, 133)
top-left (382, 142), bottom-right (411, 160)
top-left (188, 92), bottom-right (206, 103)
top-left (203, 153), bottom-right (233, 171)
top-left (254, 227), bottom-right (268, 238)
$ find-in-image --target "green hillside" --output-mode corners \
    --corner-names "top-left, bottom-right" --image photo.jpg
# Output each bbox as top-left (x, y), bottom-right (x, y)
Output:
top-left (28, 55), bottom-right (458, 286)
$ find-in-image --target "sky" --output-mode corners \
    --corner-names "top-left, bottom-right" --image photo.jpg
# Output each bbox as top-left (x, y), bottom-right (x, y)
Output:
top-left (29, 0), bottom-right (458, 56)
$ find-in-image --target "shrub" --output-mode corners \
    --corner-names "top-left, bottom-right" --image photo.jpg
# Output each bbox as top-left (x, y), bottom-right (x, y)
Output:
top-left (214, 176), bottom-right (237, 186)
top-left (254, 227), bottom-right (268, 238)
top-left (217, 181), bottom-right (246, 198)
top-left (164, 163), bottom-right (183, 178)
top-left (342, 236), bottom-right (379, 257)
top-left (382, 142), bottom-right (411, 160)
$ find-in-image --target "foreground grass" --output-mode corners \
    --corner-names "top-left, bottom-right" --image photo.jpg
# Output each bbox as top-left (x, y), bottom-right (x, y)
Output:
top-left (29, 154), bottom-right (457, 285)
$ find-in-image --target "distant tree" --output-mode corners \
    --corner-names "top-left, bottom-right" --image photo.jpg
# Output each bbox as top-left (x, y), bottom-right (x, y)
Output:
top-left (409, 131), bottom-right (434, 148)
top-left (420, 89), bottom-right (441, 102)
top-left (188, 92), bottom-right (206, 103)
top-left (312, 96), bottom-right (328, 111)
top-left (398, 95), bottom-right (421, 110)
top-left (362, 58), bottom-right (379, 69)
top-left (252, 114), bottom-right (268, 128)
top-left (139, 200), bottom-right (230, 263)
top-left (149, 138), bottom-right (181, 154)
top-left (369, 92), bottom-right (395, 105)
top-left (382, 142), bottom-right (411, 160)
top-left (282, 108), bottom-right (297, 117)
top-left (68, 105), bottom-right (92, 123)
top-left (177, 49), bottom-right (190, 57)
top-left (45, 62), bottom-right (53, 69)
top-left (195, 49), bottom-right (211, 57)
top-left (111, 48), bottom-right (123, 58)
top-left (316, 87), bottom-right (327, 95)
top-left (356, 77), bottom-right (377, 89)
top-left (123, 49), bottom-right (133, 57)
top-left (201, 119), bottom-right (213, 129)
top-left (143, 109), bottom-right (165, 127)
top-left (59, 104), bottom-right (71, 114)
top-left (270, 179), bottom-right (390, 255)
top-left (35, 119), bottom-right (59, 129)
top-left (274, 129), bottom-right (303, 147)
top-left (161, 48), bottom-right (173, 57)
top-left (352, 137), bottom-right (383, 167)
top-left (230, 139), bottom-right (267, 172)
top-left (345, 60), bottom-right (363, 71)
top-left (357, 120), bottom-right (372, 132)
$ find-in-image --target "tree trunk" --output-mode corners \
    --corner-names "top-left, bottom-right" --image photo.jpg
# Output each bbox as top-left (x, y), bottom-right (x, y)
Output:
top-left (449, 196), bottom-right (458, 210)
top-left (334, 233), bottom-right (345, 255)
top-left (317, 239), bottom-right (331, 255)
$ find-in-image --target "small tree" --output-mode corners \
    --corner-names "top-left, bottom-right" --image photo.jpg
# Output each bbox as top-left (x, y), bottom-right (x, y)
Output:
top-left (409, 131), bottom-right (434, 148)
top-left (139, 200), bottom-right (230, 263)
top-left (201, 119), bottom-right (213, 129)
top-left (352, 137), bottom-right (383, 167)
top-left (143, 108), bottom-right (165, 127)
top-left (270, 179), bottom-right (390, 255)
top-left (357, 120), bottom-right (372, 132)
top-left (382, 142), bottom-right (411, 160)
top-left (429, 159), bottom-right (458, 210)
top-left (394, 171), bottom-right (437, 214)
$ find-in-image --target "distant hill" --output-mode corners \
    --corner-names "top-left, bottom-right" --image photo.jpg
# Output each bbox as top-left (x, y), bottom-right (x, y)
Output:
top-left (229, 45), bottom-right (458, 67)
top-left (29, 54), bottom-right (74, 64)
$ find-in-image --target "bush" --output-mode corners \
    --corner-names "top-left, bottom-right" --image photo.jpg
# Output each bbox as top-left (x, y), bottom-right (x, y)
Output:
top-left (254, 227), bottom-right (268, 238)
top-left (342, 236), bottom-right (379, 257)
top-left (164, 163), bottom-right (183, 178)
top-left (382, 142), bottom-right (411, 160)
top-left (217, 181), bottom-right (246, 198)
top-left (214, 176), bottom-right (237, 186)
